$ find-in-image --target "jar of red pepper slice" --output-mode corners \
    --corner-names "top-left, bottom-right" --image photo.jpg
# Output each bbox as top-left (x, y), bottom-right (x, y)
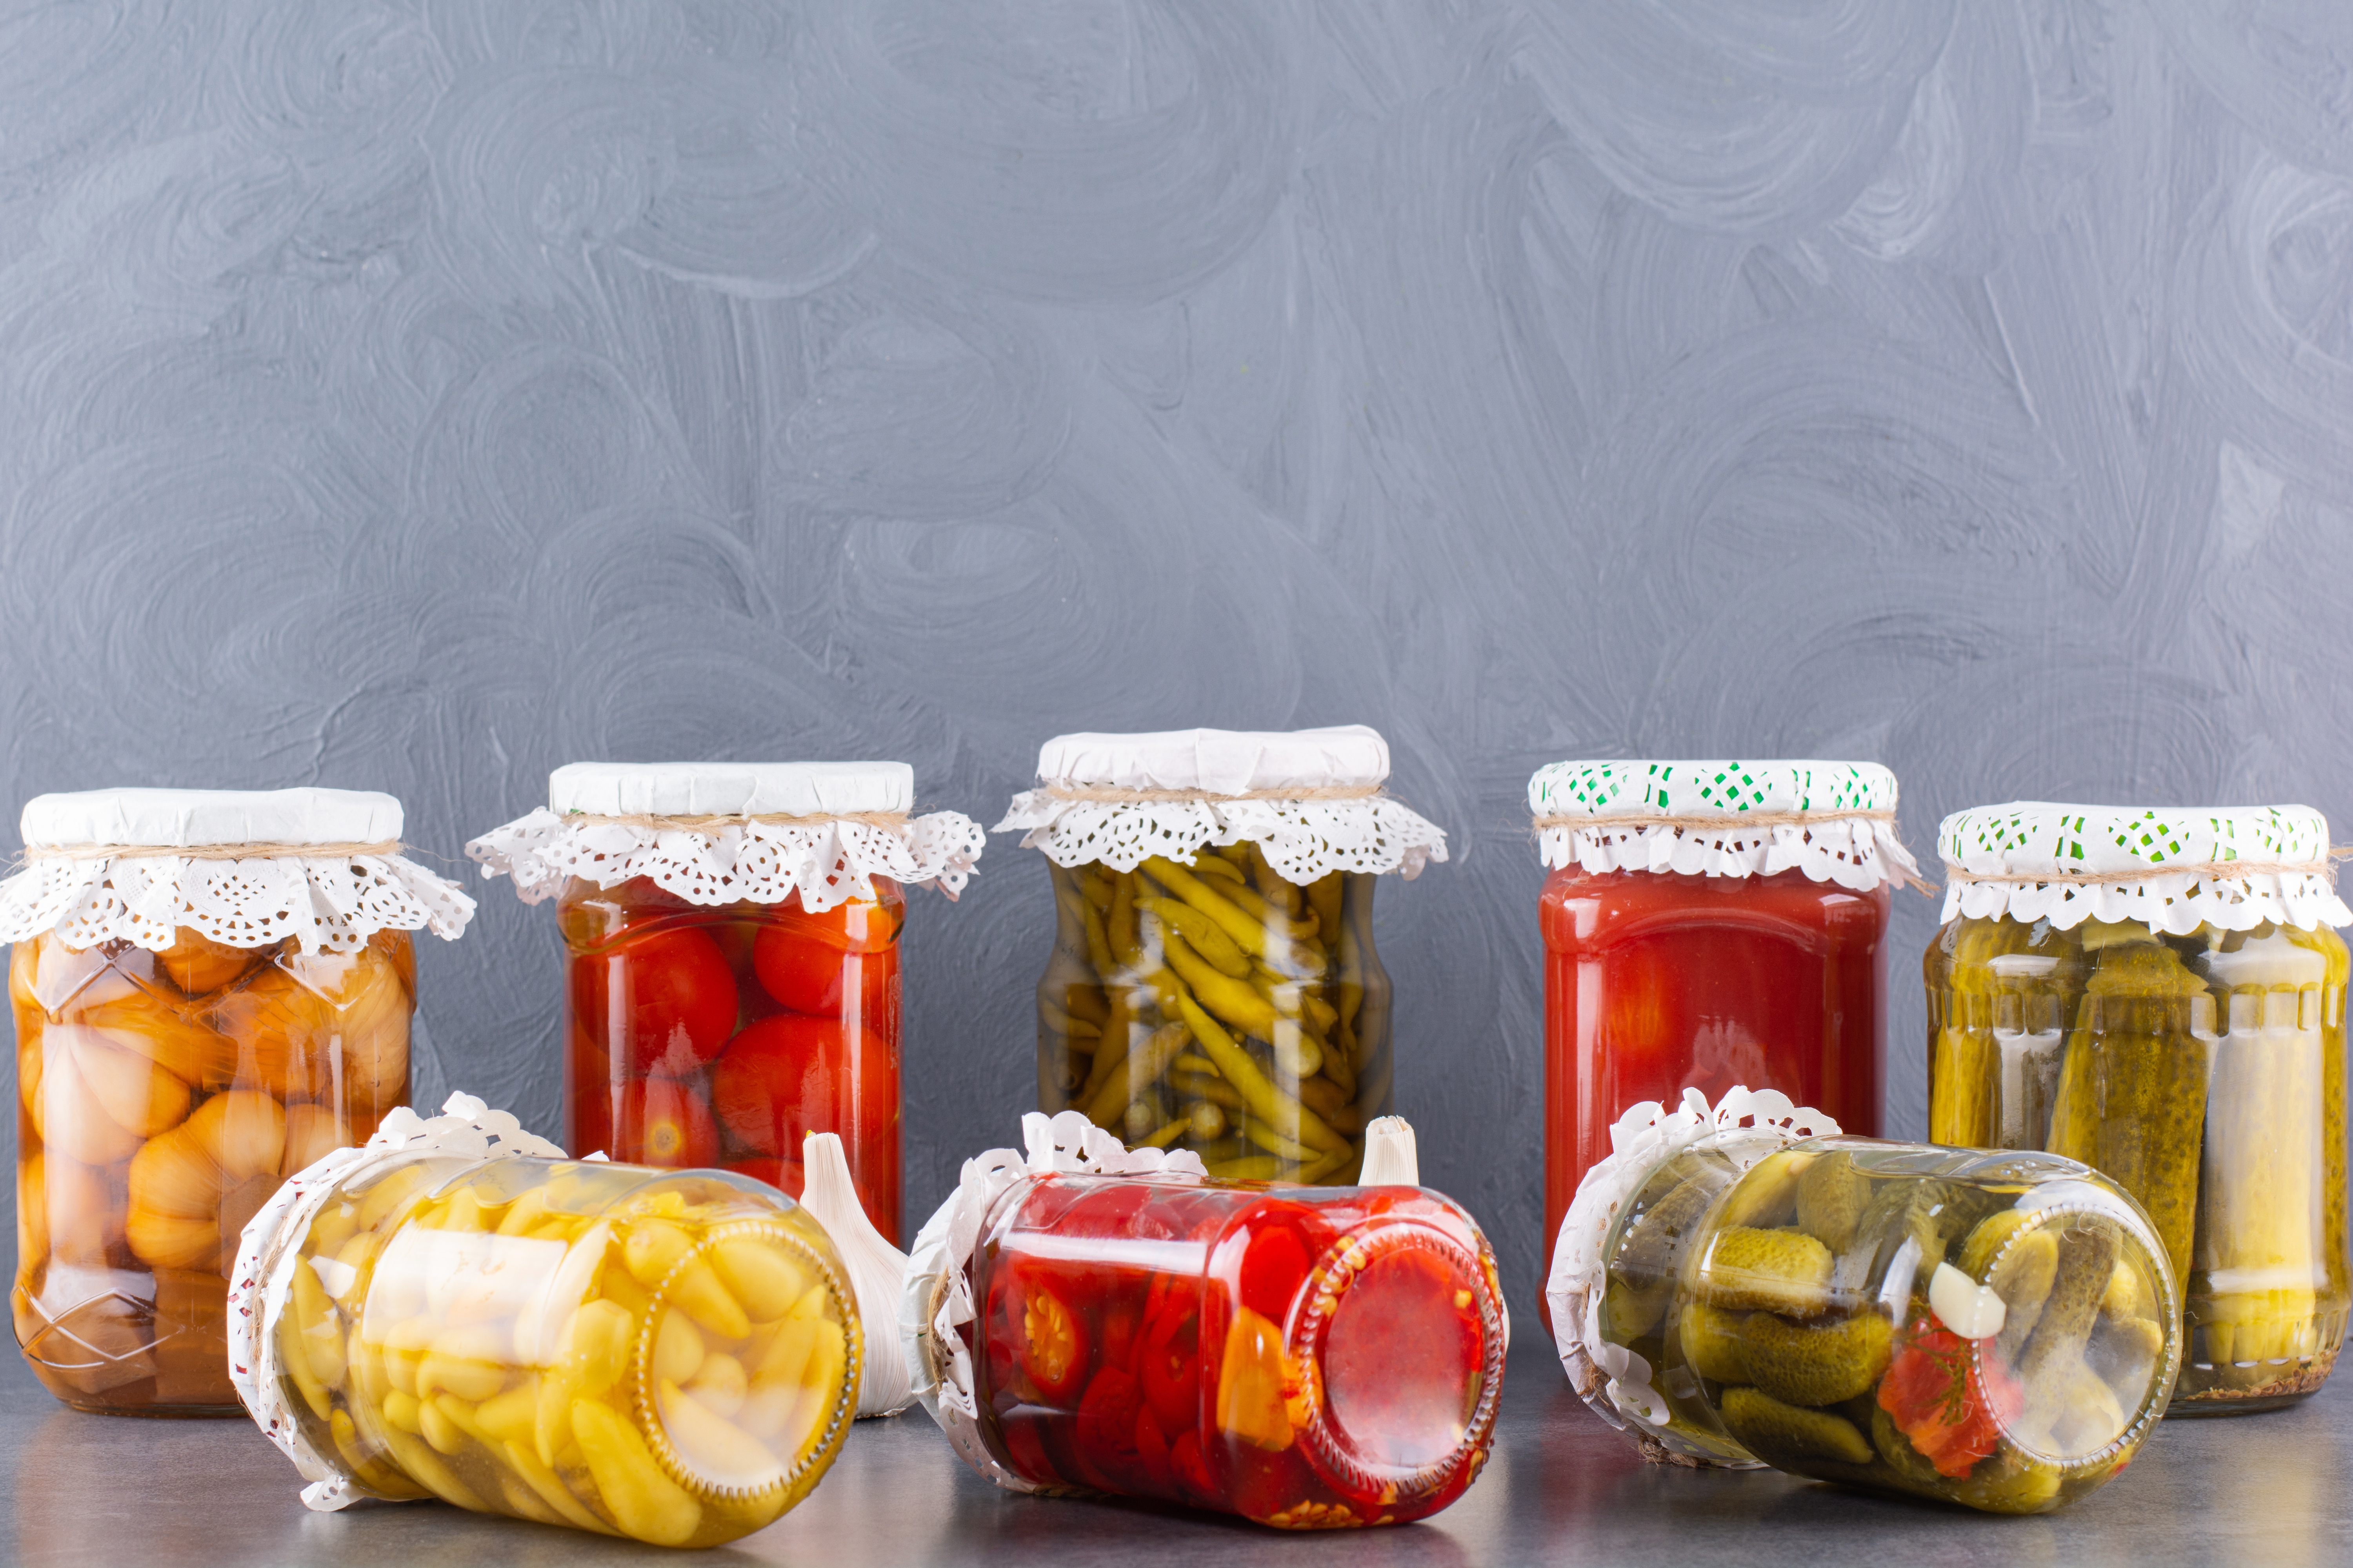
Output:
top-left (1546, 1088), bottom-right (2181, 1513)
top-left (905, 1112), bottom-right (1504, 1530)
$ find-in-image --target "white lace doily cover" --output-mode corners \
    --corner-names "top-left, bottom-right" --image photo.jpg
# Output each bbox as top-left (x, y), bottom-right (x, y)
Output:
top-left (1530, 760), bottom-right (1918, 894)
top-left (1940, 801), bottom-right (2353, 935)
top-left (466, 760), bottom-right (987, 913)
top-left (902, 1111), bottom-right (1206, 1494)
top-left (1544, 1087), bottom-right (1840, 1464)
top-left (0, 787), bottom-right (476, 955)
top-left (227, 1093), bottom-right (569, 1512)
top-left (994, 725), bottom-right (1449, 884)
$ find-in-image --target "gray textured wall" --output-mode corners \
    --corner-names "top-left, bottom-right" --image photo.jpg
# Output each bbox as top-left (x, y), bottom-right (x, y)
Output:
top-left (4, 2), bottom-right (2352, 1310)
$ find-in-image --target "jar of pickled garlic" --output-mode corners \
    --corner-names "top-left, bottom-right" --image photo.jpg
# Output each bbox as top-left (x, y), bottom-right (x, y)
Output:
top-left (228, 1093), bottom-right (860, 1546)
top-left (1531, 761), bottom-right (1918, 1328)
top-left (1929, 801), bottom-right (2351, 1413)
top-left (1, 787), bottom-right (475, 1415)
top-left (904, 1111), bottom-right (1504, 1530)
top-left (995, 727), bottom-right (1447, 1185)
top-left (1546, 1088), bottom-right (2180, 1514)
top-left (468, 763), bottom-right (984, 1246)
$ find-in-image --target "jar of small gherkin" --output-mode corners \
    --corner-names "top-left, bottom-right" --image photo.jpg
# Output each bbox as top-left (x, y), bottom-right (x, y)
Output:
top-left (1929, 802), bottom-right (2351, 1413)
top-left (994, 727), bottom-right (1449, 1184)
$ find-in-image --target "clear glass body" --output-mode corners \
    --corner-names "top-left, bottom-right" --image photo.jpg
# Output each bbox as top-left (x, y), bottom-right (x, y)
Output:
top-left (1588, 1132), bottom-right (2178, 1513)
top-left (269, 1154), bottom-right (857, 1547)
top-left (965, 1172), bottom-right (1502, 1528)
top-left (1541, 866), bottom-right (1889, 1324)
top-left (1035, 850), bottom-right (1391, 1184)
top-left (559, 876), bottom-right (902, 1244)
top-left (1927, 914), bottom-right (2349, 1412)
top-left (12, 926), bottom-right (411, 1414)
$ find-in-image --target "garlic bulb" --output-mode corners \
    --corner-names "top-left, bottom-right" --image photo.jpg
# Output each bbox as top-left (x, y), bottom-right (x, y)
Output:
top-left (797, 1132), bottom-right (914, 1417)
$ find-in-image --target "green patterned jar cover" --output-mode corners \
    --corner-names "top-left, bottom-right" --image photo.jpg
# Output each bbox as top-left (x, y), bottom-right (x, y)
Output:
top-left (1527, 760), bottom-right (1916, 892)
top-left (1939, 801), bottom-right (2351, 933)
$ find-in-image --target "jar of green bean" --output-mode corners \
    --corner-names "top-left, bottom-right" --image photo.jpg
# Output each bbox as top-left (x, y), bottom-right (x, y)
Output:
top-left (993, 727), bottom-right (1449, 1184)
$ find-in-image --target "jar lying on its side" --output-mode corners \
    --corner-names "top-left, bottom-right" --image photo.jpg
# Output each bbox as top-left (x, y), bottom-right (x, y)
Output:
top-left (3, 787), bottom-right (475, 1414)
top-left (997, 726), bottom-right (1448, 1185)
top-left (232, 1096), bottom-right (860, 1548)
top-left (906, 1112), bottom-right (1504, 1530)
top-left (1930, 802), bottom-right (2351, 1412)
top-left (1548, 1090), bottom-right (2179, 1514)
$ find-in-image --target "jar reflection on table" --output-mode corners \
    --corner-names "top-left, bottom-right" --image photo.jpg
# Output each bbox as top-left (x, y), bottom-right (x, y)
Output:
top-left (559, 875), bottom-right (903, 1245)
top-left (12, 927), bottom-right (411, 1414)
top-left (1542, 865), bottom-right (1889, 1318)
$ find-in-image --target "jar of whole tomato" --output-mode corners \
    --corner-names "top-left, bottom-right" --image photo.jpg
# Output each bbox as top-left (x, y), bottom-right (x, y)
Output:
top-left (904, 1111), bottom-right (1504, 1529)
top-left (995, 726), bottom-right (1448, 1185)
top-left (1546, 1088), bottom-right (2180, 1514)
top-left (468, 763), bottom-right (983, 1245)
top-left (1930, 801), bottom-right (2352, 1413)
top-left (1, 787), bottom-right (476, 1414)
top-left (1531, 761), bottom-right (1919, 1326)
top-left (229, 1092), bottom-right (861, 1546)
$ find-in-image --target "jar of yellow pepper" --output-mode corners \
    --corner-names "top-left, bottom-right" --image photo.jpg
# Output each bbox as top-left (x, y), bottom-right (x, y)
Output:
top-left (230, 1094), bottom-right (861, 1547)
top-left (2, 788), bottom-right (475, 1414)
top-left (1929, 802), bottom-right (2351, 1412)
top-left (994, 727), bottom-right (1448, 1183)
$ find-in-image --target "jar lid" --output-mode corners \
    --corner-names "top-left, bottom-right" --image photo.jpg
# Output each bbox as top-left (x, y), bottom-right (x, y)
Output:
top-left (1528, 760), bottom-right (1918, 893)
top-left (21, 786), bottom-right (404, 848)
top-left (1035, 726), bottom-right (1389, 792)
top-left (0, 787), bottom-right (473, 953)
top-left (548, 761), bottom-right (912, 818)
top-left (1939, 800), bottom-right (2353, 932)
top-left (998, 725), bottom-right (1448, 883)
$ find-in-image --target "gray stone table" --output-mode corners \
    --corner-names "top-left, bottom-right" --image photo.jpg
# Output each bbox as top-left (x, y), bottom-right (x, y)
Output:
top-left (0, 1343), bottom-right (2342, 1566)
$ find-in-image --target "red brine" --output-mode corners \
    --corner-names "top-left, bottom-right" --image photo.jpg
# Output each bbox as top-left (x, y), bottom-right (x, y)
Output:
top-left (964, 1173), bottom-right (1503, 1529)
top-left (1540, 865), bottom-right (1887, 1316)
top-left (559, 873), bottom-right (903, 1242)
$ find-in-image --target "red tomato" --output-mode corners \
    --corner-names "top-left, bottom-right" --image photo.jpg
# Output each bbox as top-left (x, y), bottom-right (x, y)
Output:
top-left (1014, 1275), bottom-right (1091, 1403)
top-left (753, 926), bottom-right (896, 1019)
top-left (1137, 1278), bottom-right (1201, 1435)
top-left (1075, 1367), bottom-right (1149, 1491)
top-left (708, 1012), bottom-right (894, 1157)
top-left (617, 1076), bottom-right (719, 1168)
top-left (572, 925), bottom-right (739, 1078)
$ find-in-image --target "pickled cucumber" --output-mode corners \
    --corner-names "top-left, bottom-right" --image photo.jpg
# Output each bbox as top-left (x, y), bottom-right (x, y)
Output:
top-left (1719, 1386), bottom-right (1873, 1466)
top-left (1699, 1228), bottom-right (1834, 1316)
top-left (1738, 1310), bottom-right (1892, 1407)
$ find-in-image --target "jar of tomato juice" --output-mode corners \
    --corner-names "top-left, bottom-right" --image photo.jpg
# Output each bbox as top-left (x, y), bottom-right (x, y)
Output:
top-left (1531, 761), bottom-right (1919, 1325)
top-left (468, 763), bottom-right (983, 1245)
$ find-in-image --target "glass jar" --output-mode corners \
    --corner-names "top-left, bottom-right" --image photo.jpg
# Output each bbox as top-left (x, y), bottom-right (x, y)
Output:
top-left (233, 1112), bottom-right (858, 1547)
top-left (3, 787), bottom-right (473, 1415)
top-left (469, 762), bottom-right (986, 1248)
top-left (1561, 1114), bottom-right (2178, 1513)
top-left (953, 1167), bottom-right (1502, 1528)
top-left (1533, 761), bottom-right (1915, 1323)
top-left (998, 726), bottom-right (1447, 1184)
top-left (560, 877), bottom-right (904, 1243)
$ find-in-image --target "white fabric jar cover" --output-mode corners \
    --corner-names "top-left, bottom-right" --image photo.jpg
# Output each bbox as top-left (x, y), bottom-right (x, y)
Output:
top-left (1939, 801), bottom-right (2353, 934)
top-left (1543, 1087), bottom-right (1841, 1466)
top-left (226, 1092), bottom-right (569, 1512)
top-left (0, 787), bottom-right (476, 954)
top-left (466, 761), bottom-right (986, 913)
top-left (1529, 760), bottom-right (1921, 894)
top-left (994, 725), bottom-right (1448, 884)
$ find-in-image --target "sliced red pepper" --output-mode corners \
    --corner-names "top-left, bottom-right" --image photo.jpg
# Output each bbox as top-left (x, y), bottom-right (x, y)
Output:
top-left (1014, 1274), bottom-right (1091, 1403)
top-left (1877, 1315), bottom-right (2022, 1479)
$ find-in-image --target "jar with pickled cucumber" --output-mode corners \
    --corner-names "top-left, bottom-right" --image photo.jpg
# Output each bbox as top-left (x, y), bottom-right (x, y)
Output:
top-left (1547, 1088), bottom-right (2180, 1514)
top-left (1931, 801), bottom-right (2351, 1412)
top-left (469, 762), bottom-right (984, 1245)
top-left (1529, 762), bottom-right (1921, 1334)
top-left (905, 1111), bottom-right (1503, 1529)
top-left (230, 1093), bottom-right (860, 1547)
top-left (1, 788), bottom-right (476, 1415)
top-left (995, 727), bottom-right (1448, 1184)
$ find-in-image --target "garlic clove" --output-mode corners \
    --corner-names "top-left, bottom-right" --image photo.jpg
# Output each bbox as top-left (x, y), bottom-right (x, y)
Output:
top-left (1928, 1260), bottom-right (2008, 1340)
top-left (1358, 1116), bottom-right (1420, 1186)
top-left (797, 1132), bottom-right (913, 1417)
